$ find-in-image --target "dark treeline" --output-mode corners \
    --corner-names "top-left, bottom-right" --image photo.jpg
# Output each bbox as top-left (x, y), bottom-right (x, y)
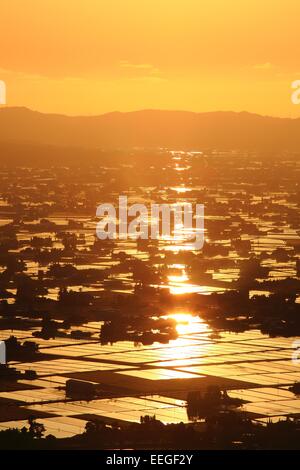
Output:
top-left (1, 413), bottom-right (300, 450)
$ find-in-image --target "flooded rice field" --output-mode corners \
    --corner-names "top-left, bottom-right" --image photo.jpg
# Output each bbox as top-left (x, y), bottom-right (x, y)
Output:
top-left (0, 150), bottom-right (299, 437)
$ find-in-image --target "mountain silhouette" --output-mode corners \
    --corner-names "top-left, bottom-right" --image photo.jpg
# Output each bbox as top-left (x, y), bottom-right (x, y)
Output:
top-left (0, 107), bottom-right (300, 152)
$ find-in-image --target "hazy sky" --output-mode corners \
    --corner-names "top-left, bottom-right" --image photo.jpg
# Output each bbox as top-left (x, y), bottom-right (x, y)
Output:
top-left (1, 0), bottom-right (300, 116)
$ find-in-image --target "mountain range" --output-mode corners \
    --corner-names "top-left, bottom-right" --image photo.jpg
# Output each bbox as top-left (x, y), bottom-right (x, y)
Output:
top-left (0, 107), bottom-right (300, 152)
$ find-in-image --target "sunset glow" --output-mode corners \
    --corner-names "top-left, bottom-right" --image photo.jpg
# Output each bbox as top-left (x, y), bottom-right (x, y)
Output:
top-left (1, 0), bottom-right (300, 116)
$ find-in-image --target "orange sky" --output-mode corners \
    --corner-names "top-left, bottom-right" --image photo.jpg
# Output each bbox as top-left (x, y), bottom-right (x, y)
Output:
top-left (0, 0), bottom-right (300, 116)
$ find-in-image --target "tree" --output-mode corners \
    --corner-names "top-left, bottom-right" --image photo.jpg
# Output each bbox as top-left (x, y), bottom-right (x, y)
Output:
top-left (28, 416), bottom-right (45, 439)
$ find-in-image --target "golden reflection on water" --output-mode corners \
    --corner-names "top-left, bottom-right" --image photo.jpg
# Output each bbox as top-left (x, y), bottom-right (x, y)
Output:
top-left (168, 273), bottom-right (189, 283)
top-left (170, 186), bottom-right (192, 193)
top-left (164, 312), bottom-right (209, 336)
top-left (167, 268), bottom-right (224, 295)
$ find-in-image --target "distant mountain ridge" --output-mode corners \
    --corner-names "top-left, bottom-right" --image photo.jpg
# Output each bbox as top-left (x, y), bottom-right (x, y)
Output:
top-left (0, 107), bottom-right (300, 151)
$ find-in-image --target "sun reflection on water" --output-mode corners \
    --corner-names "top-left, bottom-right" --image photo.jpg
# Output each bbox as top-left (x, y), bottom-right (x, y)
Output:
top-left (166, 268), bottom-right (224, 295)
top-left (164, 312), bottom-right (209, 335)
